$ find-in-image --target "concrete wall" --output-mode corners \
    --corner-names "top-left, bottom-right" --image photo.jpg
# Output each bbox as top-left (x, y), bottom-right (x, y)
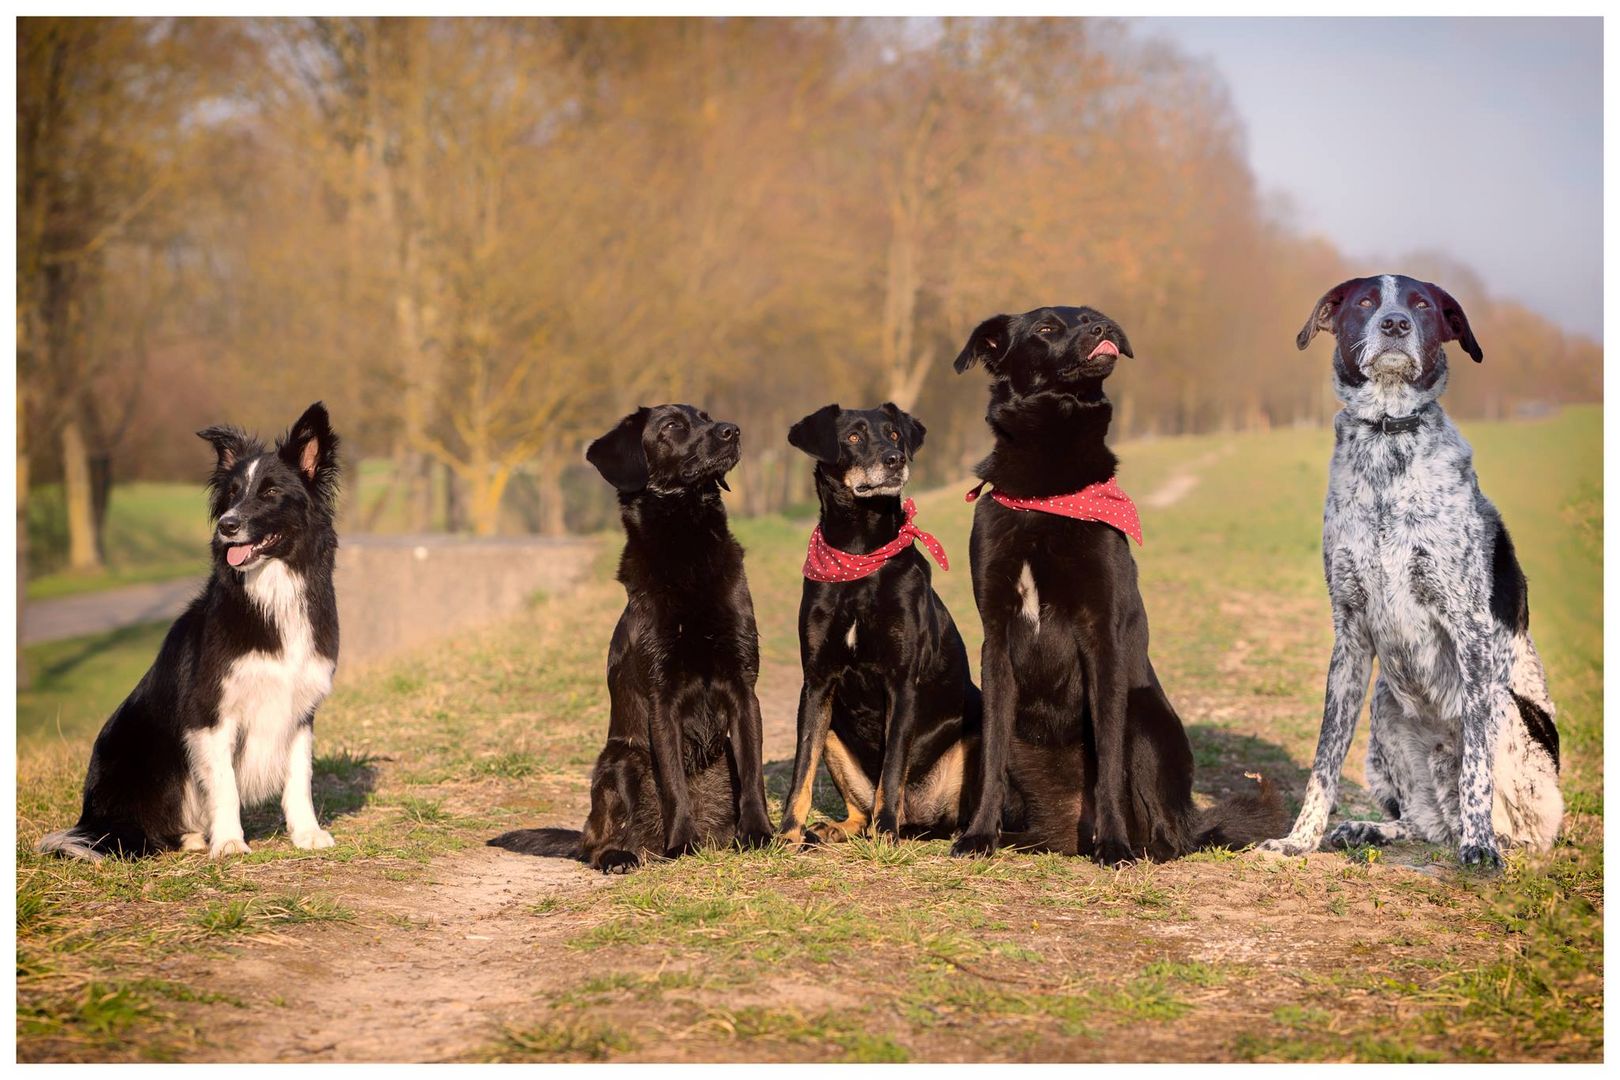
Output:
top-left (335, 534), bottom-right (601, 668)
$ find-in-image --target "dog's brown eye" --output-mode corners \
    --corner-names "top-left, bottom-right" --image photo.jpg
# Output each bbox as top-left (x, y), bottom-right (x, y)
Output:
top-left (888, 430), bottom-right (899, 442)
top-left (1415, 300), bottom-right (1430, 309)
top-left (1359, 298), bottom-right (1374, 308)
top-left (847, 432), bottom-right (860, 444)
top-left (262, 486), bottom-right (278, 497)
top-left (1036, 325), bottom-right (1056, 335)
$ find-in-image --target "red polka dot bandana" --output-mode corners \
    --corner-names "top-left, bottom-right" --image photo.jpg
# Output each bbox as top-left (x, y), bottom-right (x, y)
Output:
top-left (965, 477), bottom-right (1143, 545)
top-left (803, 497), bottom-right (950, 582)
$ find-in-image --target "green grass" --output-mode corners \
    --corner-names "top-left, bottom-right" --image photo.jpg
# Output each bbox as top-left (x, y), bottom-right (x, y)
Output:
top-left (26, 482), bottom-right (212, 600)
top-left (15, 405), bottom-right (1602, 1063)
top-left (23, 461), bottom-right (417, 600)
top-left (17, 621), bottom-right (173, 743)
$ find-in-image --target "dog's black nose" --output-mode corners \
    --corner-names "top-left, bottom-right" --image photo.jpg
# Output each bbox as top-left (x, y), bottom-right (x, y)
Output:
top-left (882, 451), bottom-right (903, 469)
top-left (1380, 315), bottom-right (1412, 337)
top-left (218, 513), bottom-right (242, 538)
top-left (715, 423), bottom-right (739, 442)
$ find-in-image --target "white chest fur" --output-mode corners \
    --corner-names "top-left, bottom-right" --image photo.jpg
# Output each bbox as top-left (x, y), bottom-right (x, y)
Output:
top-left (217, 562), bottom-right (336, 805)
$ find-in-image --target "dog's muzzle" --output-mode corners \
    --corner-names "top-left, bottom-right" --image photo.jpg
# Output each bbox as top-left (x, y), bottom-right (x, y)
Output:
top-left (1368, 348), bottom-right (1419, 380)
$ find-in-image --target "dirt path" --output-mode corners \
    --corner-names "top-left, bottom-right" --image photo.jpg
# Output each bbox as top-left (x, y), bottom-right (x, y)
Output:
top-left (167, 662), bottom-right (806, 1063)
top-left (1141, 444), bottom-right (1233, 510)
top-left (22, 579), bottom-right (198, 645)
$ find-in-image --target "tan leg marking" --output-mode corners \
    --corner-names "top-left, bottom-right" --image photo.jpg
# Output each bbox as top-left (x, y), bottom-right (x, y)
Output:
top-left (782, 698), bottom-right (831, 846)
top-left (809, 730), bottom-right (873, 842)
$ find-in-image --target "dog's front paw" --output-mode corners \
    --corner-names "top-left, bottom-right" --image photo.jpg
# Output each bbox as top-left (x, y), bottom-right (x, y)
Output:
top-left (1458, 842), bottom-right (1503, 873)
top-left (1326, 821), bottom-right (1384, 850)
top-left (664, 830), bottom-right (701, 860)
top-left (734, 826), bottom-right (773, 851)
top-left (871, 811), bottom-right (901, 842)
top-left (292, 828), bottom-right (336, 851)
top-left (209, 835), bottom-right (251, 860)
top-left (1094, 837), bottom-right (1137, 868)
top-left (595, 849), bottom-right (640, 874)
top-left (1255, 836), bottom-right (1314, 857)
top-left (951, 832), bottom-right (998, 858)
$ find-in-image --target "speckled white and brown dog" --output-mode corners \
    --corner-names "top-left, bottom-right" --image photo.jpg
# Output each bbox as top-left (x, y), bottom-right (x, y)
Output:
top-left (1259, 274), bottom-right (1562, 870)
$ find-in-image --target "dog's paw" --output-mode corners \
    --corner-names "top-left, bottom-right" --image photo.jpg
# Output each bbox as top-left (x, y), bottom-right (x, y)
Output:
top-left (664, 836), bottom-right (701, 860)
top-left (1094, 838), bottom-right (1137, 868)
top-left (292, 828), bottom-right (336, 851)
top-left (951, 832), bottom-right (998, 858)
top-left (180, 832), bottom-right (209, 853)
top-left (1458, 843), bottom-right (1503, 873)
top-left (1254, 836), bottom-right (1314, 857)
top-left (871, 812), bottom-right (901, 842)
top-left (734, 827), bottom-right (773, 851)
top-left (209, 836), bottom-right (251, 860)
top-left (595, 849), bottom-right (640, 874)
top-left (1326, 821), bottom-right (1387, 850)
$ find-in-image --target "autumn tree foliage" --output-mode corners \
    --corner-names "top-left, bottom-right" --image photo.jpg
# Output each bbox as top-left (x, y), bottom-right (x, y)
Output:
top-left (18, 16), bottom-right (1602, 548)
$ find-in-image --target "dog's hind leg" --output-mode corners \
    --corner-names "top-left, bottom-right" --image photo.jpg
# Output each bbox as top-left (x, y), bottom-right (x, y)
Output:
top-left (1498, 635), bottom-right (1563, 850)
top-left (582, 740), bottom-right (647, 873)
top-left (282, 720), bottom-right (335, 850)
top-left (1328, 677), bottom-right (1419, 851)
top-left (1257, 621), bottom-right (1374, 857)
top-left (806, 729), bottom-right (873, 843)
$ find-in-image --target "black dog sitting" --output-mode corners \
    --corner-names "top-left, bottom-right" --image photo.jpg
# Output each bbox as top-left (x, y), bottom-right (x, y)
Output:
top-left (950, 307), bottom-right (1284, 864)
top-left (776, 403), bottom-right (983, 845)
top-left (490, 404), bottom-right (773, 872)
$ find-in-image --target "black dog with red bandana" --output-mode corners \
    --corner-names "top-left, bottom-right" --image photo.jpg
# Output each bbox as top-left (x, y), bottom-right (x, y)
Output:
top-left (951, 306), bottom-right (1284, 864)
top-left (490, 404), bottom-right (773, 872)
top-left (776, 403), bottom-right (984, 846)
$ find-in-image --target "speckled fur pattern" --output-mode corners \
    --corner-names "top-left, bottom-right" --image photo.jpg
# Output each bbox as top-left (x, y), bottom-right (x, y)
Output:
top-left (1260, 275), bottom-right (1563, 870)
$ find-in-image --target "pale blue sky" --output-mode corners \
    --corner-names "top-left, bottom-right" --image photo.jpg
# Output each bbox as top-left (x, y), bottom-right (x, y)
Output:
top-left (1133, 17), bottom-right (1602, 339)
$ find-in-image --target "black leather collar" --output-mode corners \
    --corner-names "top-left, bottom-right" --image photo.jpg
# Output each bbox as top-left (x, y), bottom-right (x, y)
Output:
top-left (1365, 413), bottom-right (1422, 435)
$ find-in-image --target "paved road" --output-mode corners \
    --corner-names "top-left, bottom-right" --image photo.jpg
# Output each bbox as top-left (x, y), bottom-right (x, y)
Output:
top-left (22, 578), bottom-right (201, 646)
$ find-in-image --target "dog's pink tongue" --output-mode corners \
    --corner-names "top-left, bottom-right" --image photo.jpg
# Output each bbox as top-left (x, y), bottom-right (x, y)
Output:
top-left (226, 544), bottom-right (253, 568)
top-left (1087, 340), bottom-right (1121, 360)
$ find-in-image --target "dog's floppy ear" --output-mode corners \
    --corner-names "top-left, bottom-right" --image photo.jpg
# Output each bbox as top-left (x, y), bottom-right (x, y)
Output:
top-left (197, 425), bottom-right (254, 474)
top-left (787, 404), bottom-right (842, 464)
top-left (953, 314), bottom-right (1014, 373)
top-left (1296, 279), bottom-right (1363, 351)
top-left (277, 402), bottom-right (341, 502)
top-left (879, 402), bottom-right (926, 458)
top-left (587, 407), bottom-right (652, 492)
top-left (1424, 281), bottom-right (1484, 363)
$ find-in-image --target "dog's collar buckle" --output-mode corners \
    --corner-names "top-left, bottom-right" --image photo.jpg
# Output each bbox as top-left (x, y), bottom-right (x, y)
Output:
top-left (1370, 413), bottom-right (1422, 436)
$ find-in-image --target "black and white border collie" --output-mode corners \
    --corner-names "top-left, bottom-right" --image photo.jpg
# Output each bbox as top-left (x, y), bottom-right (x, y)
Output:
top-left (38, 403), bottom-right (342, 861)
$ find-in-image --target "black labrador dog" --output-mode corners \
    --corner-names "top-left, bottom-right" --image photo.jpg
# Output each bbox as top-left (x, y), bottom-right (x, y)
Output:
top-left (776, 403), bottom-right (983, 845)
top-left (950, 306), bottom-right (1283, 865)
top-left (490, 404), bottom-right (773, 872)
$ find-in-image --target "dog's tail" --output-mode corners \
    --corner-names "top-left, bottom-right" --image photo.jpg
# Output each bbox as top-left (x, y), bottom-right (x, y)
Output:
top-left (36, 820), bottom-right (147, 862)
top-left (487, 827), bottom-right (583, 859)
top-left (1192, 773), bottom-right (1290, 851)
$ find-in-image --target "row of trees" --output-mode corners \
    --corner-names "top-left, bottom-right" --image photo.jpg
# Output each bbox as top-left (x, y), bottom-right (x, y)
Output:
top-left (18, 17), bottom-right (1602, 561)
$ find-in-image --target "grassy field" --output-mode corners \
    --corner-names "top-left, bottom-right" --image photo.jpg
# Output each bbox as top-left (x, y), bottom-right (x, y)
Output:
top-left (25, 482), bottom-right (212, 601)
top-left (15, 405), bottom-right (1602, 1062)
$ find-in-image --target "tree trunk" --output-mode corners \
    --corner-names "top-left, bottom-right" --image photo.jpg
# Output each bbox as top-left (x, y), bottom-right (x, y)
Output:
top-left (17, 396), bottom-right (31, 690)
top-left (60, 411), bottom-right (102, 572)
top-left (535, 450), bottom-right (567, 537)
top-left (442, 460), bottom-right (466, 533)
top-left (469, 464), bottom-right (511, 537)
